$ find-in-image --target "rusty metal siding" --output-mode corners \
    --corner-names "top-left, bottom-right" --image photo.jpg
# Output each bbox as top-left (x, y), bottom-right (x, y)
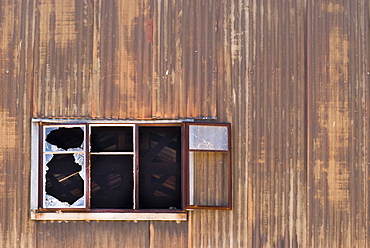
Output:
top-left (33, 0), bottom-right (94, 118)
top-left (246, 0), bottom-right (307, 247)
top-left (0, 0), bottom-right (36, 247)
top-left (33, 0), bottom-right (218, 119)
top-left (1, 0), bottom-right (370, 247)
top-left (188, 0), bottom-right (250, 247)
top-left (150, 221), bottom-right (188, 248)
top-left (152, 1), bottom-right (218, 118)
top-left (306, 1), bottom-right (369, 247)
top-left (93, 0), bottom-right (155, 119)
top-left (35, 221), bottom-right (151, 247)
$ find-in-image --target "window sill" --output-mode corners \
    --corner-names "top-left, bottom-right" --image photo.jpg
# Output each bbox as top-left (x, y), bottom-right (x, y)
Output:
top-left (30, 211), bottom-right (187, 221)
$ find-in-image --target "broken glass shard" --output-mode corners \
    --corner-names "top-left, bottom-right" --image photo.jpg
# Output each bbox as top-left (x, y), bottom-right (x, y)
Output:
top-left (45, 127), bottom-right (84, 151)
top-left (73, 152), bottom-right (84, 166)
top-left (45, 153), bottom-right (54, 164)
top-left (45, 154), bottom-right (84, 206)
top-left (189, 125), bottom-right (228, 150)
top-left (45, 194), bottom-right (84, 208)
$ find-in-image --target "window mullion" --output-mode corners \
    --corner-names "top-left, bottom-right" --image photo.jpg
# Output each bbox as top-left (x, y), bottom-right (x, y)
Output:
top-left (86, 123), bottom-right (91, 210)
top-left (134, 124), bottom-right (139, 210)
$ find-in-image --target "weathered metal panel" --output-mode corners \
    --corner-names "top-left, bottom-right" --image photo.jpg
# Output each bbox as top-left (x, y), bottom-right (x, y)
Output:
top-left (245, 0), bottom-right (307, 247)
top-left (1, 0), bottom-right (370, 247)
top-left (150, 221), bottom-right (188, 248)
top-left (189, 0), bottom-right (307, 247)
top-left (36, 221), bottom-right (150, 248)
top-left (307, 1), bottom-right (369, 247)
top-left (33, 0), bottom-right (94, 118)
top-left (0, 0), bottom-right (36, 247)
top-left (33, 0), bottom-right (218, 119)
top-left (152, 0), bottom-right (218, 118)
top-left (92, 0), bottom-right (154, 119)
top-left (187, 0), bottom-right (251, 246)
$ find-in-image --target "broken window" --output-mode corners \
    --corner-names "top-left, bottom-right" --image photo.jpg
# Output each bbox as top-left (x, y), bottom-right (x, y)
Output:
top-left (37, 121), bottom-right (231, 212)
top-left (42, 125), bottom-right (87, 208)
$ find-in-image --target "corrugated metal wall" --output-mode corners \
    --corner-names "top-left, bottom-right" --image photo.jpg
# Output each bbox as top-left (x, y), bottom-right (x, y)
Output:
top-left (306, 1), bottom-right (369, 247)
top-left (246, 0), bottom-right (307, 247)
top-left (0, 0), bottom-right (36, 247)
top-left (0, 0), bottom-right (369, 247)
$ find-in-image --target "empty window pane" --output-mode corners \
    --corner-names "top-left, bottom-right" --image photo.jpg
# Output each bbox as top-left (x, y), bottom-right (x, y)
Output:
top-left (139, 127), bottom-right (181, 209)
top-left (91, 127), bottom-right (133, 152)
top-left (91, 155), bottom-right (134, 209)
top-left (189, 152), bottom-right (229, 206)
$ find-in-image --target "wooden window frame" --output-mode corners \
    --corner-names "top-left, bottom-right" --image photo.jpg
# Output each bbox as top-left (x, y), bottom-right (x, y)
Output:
top-left (31, 119), bottom-right (231, 221)
top-left (38, 123), bottom-right (89, 212)
top-left (183, 122), bottom-right (232, 210)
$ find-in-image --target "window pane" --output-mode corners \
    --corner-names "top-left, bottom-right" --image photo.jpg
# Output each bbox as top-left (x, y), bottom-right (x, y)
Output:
top-left (139, 127), bottom-right (181, 209)
top-left (189, 152), bottom-right (229, 206)
top-left (45, 126), bottom-right (85, 152)
top-left (44, 154), bottom-right (85, 208)
top-left (189, 125), bottom-right (228, 150)
top-left (91, 127), bottom-right (133, 152)
top-left (91, 155), bottom-right (133, 209)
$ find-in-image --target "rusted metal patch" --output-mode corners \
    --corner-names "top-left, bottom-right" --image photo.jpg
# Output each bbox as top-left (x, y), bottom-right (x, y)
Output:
top-left (38, 0), bottom-right (77, 46)
top-left (34, 0), bottom-right (94, 117)
top-left (0, 110), bottom-right (17, 201)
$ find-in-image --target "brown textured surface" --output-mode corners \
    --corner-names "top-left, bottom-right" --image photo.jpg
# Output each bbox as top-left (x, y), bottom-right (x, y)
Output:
top-left (306, 1), bottom-right (369, 247)
top-left (0, 0), bottom-right (369, 247)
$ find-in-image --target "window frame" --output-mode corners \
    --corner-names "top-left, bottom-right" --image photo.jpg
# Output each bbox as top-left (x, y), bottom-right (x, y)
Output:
top-left (38, 123), bottom-right (89, 211)
top-left (183, 122), bottom-right (232, 210)
top-left (89, 123), bottom-right (137, 211)
top-left (30, 119), bottom-right (231, 221)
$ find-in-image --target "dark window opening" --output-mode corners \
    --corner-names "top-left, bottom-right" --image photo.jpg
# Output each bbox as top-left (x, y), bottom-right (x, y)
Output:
top-left (91, 127), bottom-right (133, 152)
top-left (38, 121), bottom-right (231, 212)
top-left (139, 127), bottom-right (181, 209)
top-left (46, 127), bottom-right (84, 150)
top-left (45, 154), bottom-right (84, 205)
top-left (91, 155), bottom-right (134, 209)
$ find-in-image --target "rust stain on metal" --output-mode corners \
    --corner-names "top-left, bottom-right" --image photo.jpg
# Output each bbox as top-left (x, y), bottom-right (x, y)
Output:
top-left (0, 110), bottom-right (17, 201)
top-left (34, 0), bottom-right (94, 118)
top-left (307, 1), bottom-right (367, 247)
top-left (327, 25), bottom-right (349, 207)
top-left (312, 24), bottom-right (351, 208)
top-left (0, 3), bottom-right (18, 79)
top-left (38, 0), bottom-right (77, 46)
